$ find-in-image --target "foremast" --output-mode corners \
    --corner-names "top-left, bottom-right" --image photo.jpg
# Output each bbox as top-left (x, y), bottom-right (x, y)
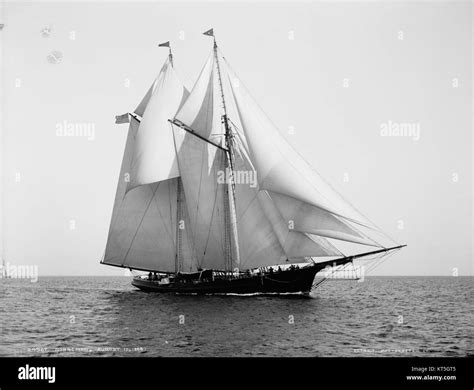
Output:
top-left (205, 29), bottom-right (241, 271)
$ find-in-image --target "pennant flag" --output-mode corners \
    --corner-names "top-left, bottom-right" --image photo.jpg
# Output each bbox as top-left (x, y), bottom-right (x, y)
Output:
top-left (203, 28), bottom-right (214, 37)
top-left (158, 41), bottom-right (170, 48)
top-left (115, 113), bottom-right (130, 124)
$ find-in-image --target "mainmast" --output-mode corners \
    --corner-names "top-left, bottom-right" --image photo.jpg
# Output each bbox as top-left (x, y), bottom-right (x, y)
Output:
top-left (160, 41), bottom-right (183, 274)
top-left (204, 29), bottom-right (241, 271)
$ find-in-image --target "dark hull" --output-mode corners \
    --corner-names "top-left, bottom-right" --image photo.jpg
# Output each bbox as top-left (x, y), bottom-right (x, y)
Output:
top-left (131, 265), bottom-right (320, 295)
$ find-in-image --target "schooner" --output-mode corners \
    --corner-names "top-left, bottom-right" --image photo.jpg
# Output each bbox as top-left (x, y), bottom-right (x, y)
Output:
top-left (101, 29), bottom-right (405, 294)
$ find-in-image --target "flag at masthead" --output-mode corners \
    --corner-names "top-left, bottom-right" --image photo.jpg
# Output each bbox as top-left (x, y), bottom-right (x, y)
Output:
top-left (159, 41), bottom-right (173, 66)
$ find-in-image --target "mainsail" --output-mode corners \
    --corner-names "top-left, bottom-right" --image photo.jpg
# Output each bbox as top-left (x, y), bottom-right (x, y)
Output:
top-left (103, 34), bottom-right (401, 275)
top-left (172, 127), bottom-right (228, 270)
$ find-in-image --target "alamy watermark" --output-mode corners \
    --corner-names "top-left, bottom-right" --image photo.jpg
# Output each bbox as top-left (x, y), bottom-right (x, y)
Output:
top-left (217, 168), bottom-right (257, 188)
top-left (0, 262), bottom-right (38, 282)
top-left (56, 120), bottom-right (95, 141)
top-left (380, 120), bottom-right (420, 141)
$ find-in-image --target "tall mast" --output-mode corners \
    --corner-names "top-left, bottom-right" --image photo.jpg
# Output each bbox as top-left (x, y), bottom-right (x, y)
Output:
top-left (160, 41), bottom-right (182, 274)
top-left (204, 29), bottom-right (241, 271)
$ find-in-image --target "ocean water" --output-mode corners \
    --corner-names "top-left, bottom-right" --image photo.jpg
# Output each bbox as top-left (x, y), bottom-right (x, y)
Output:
top-left (0, 276), bottom-right (472, 357)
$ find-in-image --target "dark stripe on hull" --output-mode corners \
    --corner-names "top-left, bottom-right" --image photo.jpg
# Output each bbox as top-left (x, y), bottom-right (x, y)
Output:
top-left (131, 265), bottom-right (321, 295)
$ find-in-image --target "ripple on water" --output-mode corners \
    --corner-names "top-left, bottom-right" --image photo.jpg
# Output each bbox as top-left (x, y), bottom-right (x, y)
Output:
top-left (0, 276), bottom-right (472, 357)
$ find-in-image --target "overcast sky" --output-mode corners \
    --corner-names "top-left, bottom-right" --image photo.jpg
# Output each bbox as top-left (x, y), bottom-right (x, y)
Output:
top-left (1, 1), bottom-right (472, 276)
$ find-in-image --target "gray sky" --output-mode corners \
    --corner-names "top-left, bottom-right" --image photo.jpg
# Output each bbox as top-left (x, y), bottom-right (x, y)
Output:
top-left (1, 1), bottom-right (472, 276)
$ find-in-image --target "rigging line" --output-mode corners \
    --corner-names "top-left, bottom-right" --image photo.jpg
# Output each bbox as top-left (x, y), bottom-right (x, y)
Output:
top-left (233, 184), bottom-right (260, 223)
top-left (328, 214), bottom-right (383, 248)
top-left (313, 256), bottom-right (368, 290)
top-left (169, 178), bottom-right (174, 246)
top-left (360, 254), bottom-right (385, 276)
top-left (204, 66), bottom-right (214, 140)
top-left (320, 252), bottom-right (395, 296)
top-left (176, 129), bottom-right (207, 266)
top-left (219, 153), bottom-right (230, 262)
top-left (365, 250), bottom-right (398, 275)
top-left (179, 184), bottom-right (198, 271)
top-left (172, 60), bottom-right (195, 93)
top-left (170, 122), bottom-right (194, 260)
top-left (171, 125), bottom-right (205, 270)
top-left (121, 182), bottom-right (161, 267)
top-left (348, 248), bottom-right (396, 279)
top-left (309, 235), bottom-right (344, 258)
top-left (151, 181), bottom-right (176, 247)
top-left (193, 136), bottom-right (207, 266)
top-left (364, 253), bottom-right (386, 274)
top-left (201, 154), bottom-right (223, 265)
top-left (313, 260), bottom-right (356, 290)
top-left (363, 250), bottom-right (393, 273)
top-left (108, 121), bottom-right (142, 256)
top-left (171, 124), bottom-right (200, 266)
top-left (312, 271), bottom-right (330, 290)
top-left (215, 46), bottom-right (240, 269)
top-left (114, 119), bottom-right (140, 213)
top-left (226, 144), bottom-right (265, 232)
top-left (312, 261), bottom-right (354, 290)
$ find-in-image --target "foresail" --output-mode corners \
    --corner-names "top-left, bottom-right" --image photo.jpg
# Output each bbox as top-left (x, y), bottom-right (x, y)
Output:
top-left (172, 126), bottom-right (228, 270)
top-left (268, 191), bottom-right (381, 247)
top-left (258, 191), bottom-right (342, 258)
top-left (127, 57), bottom-right (188, 192)
top-left (105, 116), bottom-right (140, 256)
top-left (104, 117), bottom-right (193, 272)
top-left (104, 179), bottom-right (183, 272)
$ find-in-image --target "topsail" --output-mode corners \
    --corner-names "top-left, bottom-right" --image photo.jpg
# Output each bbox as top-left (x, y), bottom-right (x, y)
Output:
top-left (128, 58), bottom-right (189, 191)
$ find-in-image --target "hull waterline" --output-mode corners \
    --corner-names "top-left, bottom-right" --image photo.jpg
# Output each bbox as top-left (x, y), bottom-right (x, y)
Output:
top-left (131, 264), bottom-right (321, 295)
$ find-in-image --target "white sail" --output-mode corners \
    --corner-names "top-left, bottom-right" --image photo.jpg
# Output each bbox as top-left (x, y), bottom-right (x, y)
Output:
top-left (231, 145), bottom-right (287, 269)
top-left (103, 56), bottom-right (197, 273)
top-left (227, 63), bottom-right (376, 230)
top-left (268, 191), bottom-right (380, 247)
top-left (134, 61), bottom-right (168, 117)
top-left (258, 191), bottom-right (342, 258)
top-left (232, 143), bottom-right (341, 268)
top-left (127, 57), bottom-right (188, 192)
top-left (172, 126), bottom-right (228, 270)
top-left (104, 117), bottom-right (196, 272)
top-left (104, 180), bottom-right (175, 272)
top-left (174, 49), bottom-right (243, 148)
top-left (174, 53), bottom-right (218, 140)
top-left (104, 180), bottom-right (185, 273)
top-left (173, 49), bottom-right (344, 268)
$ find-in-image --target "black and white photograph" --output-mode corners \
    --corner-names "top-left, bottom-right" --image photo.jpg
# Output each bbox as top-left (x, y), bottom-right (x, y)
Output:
top-left (0, 0), bottom-right (472, 387)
